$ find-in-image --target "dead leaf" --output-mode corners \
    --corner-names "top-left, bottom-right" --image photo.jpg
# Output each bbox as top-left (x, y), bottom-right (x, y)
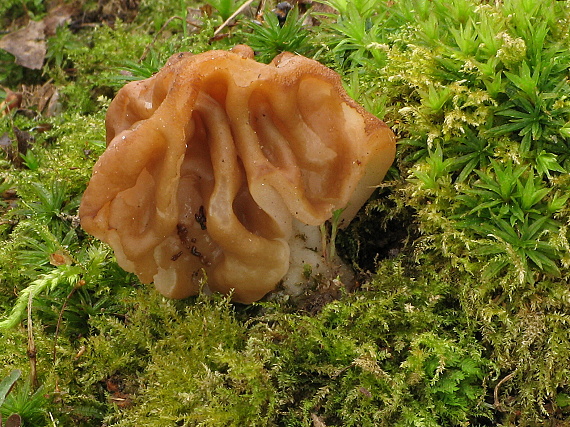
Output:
top-left (97, 0), bottom-right (141, 23)
top-left (24, 81), bottom-right (61, 116)
top-left (31, 123), bottom-right (54, 133)
top-left (0, 132), bottom-right (18, 166)
top-left (45, 87), bottom-right (62, 116)
top-left (0, 4), bottom-right (78, 70)
top-left (0, 20), bottom-right (47, 70)
top-left (49, 250), bottom-right (74, 266)
top-left (0, 132), bottom-right (12, 153)
top-left (11, 81), bottom-right (63, 117)
top-left (1, 185), bottom-right (17, 201)
top-left (0, 127), bottom-right (34, 168)
top-left (36, 82), bottom-right (57, 113)
top-left (311, 413), bottom-right (327, 427)
top-left (0, 88), bottom-right (22, 115)
top-left (14, 127), bottom-right (33, 157)
top-left (105, 375), bottom-right (134, 409)
top-left (186, 8), bottom-right (205, 32)
top-left (43, 3), bottom-right (78, 36)
top-left (358, 386), bottom-right (372, 398)
top-left (4, 413), bottom-right (22, 427)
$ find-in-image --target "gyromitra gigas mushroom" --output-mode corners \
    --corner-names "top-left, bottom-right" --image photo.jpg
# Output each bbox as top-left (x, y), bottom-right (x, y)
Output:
top-left (79, 45), bottom-right (396, 303)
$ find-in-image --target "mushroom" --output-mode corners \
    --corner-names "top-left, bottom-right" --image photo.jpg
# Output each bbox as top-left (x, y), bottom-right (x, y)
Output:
top-left (79, 45), bottom-right (396, 303)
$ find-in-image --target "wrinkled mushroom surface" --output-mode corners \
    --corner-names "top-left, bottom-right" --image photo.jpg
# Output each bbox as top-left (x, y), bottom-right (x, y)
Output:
top-left (79, 45), bottom-right (396, 303)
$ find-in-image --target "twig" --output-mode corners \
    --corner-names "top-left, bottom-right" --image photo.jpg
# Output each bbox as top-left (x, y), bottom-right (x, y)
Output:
top-left (27, 290), bottom-right (38, 389)
top-left (139, 16), bottom-right (184, 62)
top-left (319, 223), bottom-right (328, 261)
top-left (494, 371), bottom-right (516, 411)
top-left (255, 0), bottom-right (268, 21)
top-left (52, 287), bottom-right (78, 364)
top-left (213, 0), bottom-right (256, 37)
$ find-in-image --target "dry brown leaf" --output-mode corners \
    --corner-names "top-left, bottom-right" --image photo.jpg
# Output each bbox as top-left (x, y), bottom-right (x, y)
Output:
top-left (0, 4), bottom-right (78, 70)
top-left (14, 127), bottom-right (33, 153)
top-left (22, 81), bottom-right (61, 116)
top-left (0, 133), bottom-right (12, 152)
top-left (0, 88), bottom-right (22, 115)
top-left (0, 20), bottom-right (47, 70)
top-left (4, 413), bottom-right (22, 427)
top-left (43, 3), bottom-right (78, 36)
top-left (311, 413), bottom-right (327, 427)
top-left (0, 132), bottom-right (18, 166)
top-left (49, 250), bottom-right (74, 266)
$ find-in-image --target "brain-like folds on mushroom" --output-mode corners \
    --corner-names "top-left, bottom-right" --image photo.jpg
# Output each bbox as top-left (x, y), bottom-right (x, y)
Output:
top-left (79, 45), bottom-right (396, 303)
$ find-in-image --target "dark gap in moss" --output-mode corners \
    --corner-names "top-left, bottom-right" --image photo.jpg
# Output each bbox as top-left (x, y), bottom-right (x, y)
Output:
top-left (337, 190), bottom-right (420, 273)
top-left (71, 0), bottom-right (141, 29)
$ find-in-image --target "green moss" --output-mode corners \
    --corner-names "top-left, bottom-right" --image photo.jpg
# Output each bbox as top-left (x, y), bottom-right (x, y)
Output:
top-left (59, 262), bottom-right (487, 426)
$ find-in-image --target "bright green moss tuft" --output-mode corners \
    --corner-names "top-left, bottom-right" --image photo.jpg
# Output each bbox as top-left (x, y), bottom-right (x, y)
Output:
top-left (74, 262), bottom-right (490, 426)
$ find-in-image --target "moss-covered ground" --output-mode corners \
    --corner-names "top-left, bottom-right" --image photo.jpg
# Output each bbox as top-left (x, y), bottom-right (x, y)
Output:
top-left (1, 0), bottom-right (570, 425)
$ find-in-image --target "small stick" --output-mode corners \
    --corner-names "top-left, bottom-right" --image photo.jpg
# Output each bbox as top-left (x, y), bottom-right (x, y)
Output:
top-left (494, 371), bottom-right (516, 410)
top-left (256, 0), bottom-right (268, 21)
top-left (319, 223), bottom-right (328, 261)
top-left (139, 16), bottom-right (184, 62)
top-left (52, 286), bottom-right (78, 364)
top-left (213, 0), bottom-right (256, 37)
top-left (27, 291), bottom-right (38, 389)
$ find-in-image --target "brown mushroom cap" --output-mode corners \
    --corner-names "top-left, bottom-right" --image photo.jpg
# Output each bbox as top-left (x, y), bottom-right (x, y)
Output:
top-left (79, 45), bottom-right (396, 303)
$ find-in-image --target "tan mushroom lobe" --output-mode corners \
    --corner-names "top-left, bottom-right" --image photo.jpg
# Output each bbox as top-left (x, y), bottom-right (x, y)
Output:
top-left (79, 45), bottom-right (396, 303)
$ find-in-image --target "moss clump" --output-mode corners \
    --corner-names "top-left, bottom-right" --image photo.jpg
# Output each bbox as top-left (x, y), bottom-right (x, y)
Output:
top-left (71, 261), bottom-right (488, 426)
